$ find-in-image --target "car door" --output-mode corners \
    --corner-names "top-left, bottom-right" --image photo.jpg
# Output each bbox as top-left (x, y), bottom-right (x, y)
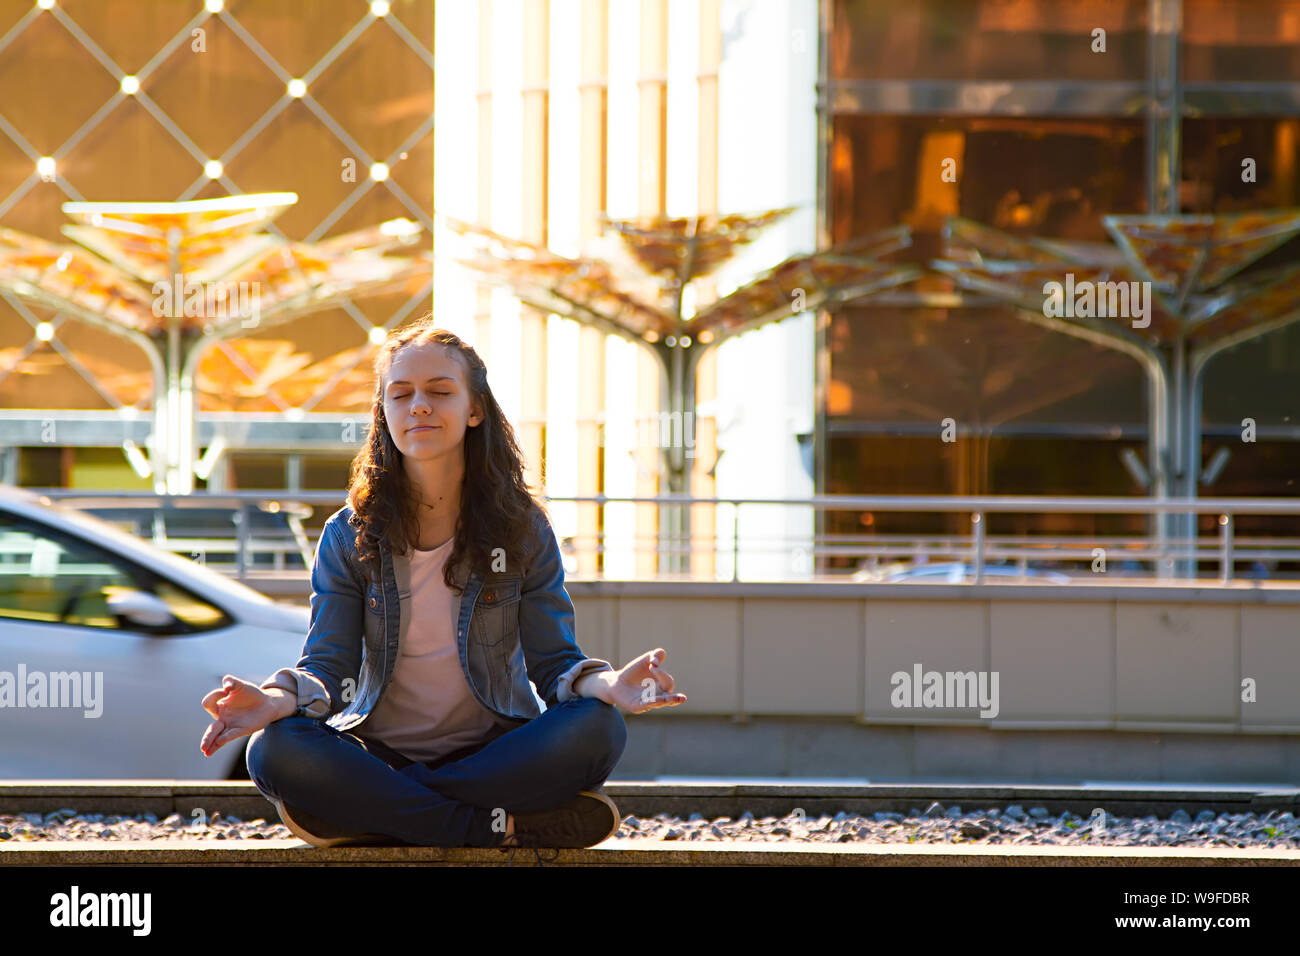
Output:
top-left (0, 510), bottom-right (241, 778)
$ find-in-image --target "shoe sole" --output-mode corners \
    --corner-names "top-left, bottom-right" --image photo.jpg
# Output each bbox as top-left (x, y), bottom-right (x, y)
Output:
top-left (580, 789), bottom-right (621, 845)
top-left (273, 798), bottom-right (393, 849)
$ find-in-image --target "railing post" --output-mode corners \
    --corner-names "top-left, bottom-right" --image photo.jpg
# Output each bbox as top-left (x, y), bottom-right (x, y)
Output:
top-left (235, 503), bottom-right (249, 582)
top-left (732, 502), bottom-right (740, 583)
top-left (972, 512), bottom-right (984, 584)
top-left (1219, 513), bottom-right (1233, 584)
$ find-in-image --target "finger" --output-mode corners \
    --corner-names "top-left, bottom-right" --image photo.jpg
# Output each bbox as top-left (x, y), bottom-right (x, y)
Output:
top-left (648, 660), bottom-right (674, 694)
top-left (200, 720), bottom-right (224, 756)
top-left (207, 724), bottom-right (244, 756)
top-left (201, 689), bottom-right (224, 718)
top-left (634, 648), bottom-right (665, 672)
top-left (202, 677), bottom-right (241, 717)
top-left (650, 666), bottom-right (673, 694)
top-left (647, 693), bottom-right (686, 709)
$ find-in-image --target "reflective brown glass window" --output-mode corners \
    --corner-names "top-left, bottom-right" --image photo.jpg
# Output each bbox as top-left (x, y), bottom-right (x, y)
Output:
top-left (1183, 0), bottom-right (1300, 83)
top-left (830, 0), bottom-right (1148, 81)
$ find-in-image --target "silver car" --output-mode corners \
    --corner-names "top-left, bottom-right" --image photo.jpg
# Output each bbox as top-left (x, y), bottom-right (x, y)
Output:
top-left (0, 484), bottom-right (309, 779)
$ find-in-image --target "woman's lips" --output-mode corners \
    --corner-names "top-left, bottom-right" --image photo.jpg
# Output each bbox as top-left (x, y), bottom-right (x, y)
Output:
top-left (408, 425), bottom-right (437, 433)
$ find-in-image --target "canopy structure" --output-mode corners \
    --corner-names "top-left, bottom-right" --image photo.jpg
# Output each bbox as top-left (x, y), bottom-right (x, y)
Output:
top-left (446, 209), bottom-right (922, 572)
top-left (932, 210), bottom-right (1300, 576)
top-left (0, 193), bottom-right (430, 494)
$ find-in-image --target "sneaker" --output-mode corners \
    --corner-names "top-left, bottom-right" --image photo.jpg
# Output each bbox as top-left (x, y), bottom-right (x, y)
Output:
top-left (502, 789), bottom-right (621, 850)
top-left (272, 797), bottom-right (395, 848)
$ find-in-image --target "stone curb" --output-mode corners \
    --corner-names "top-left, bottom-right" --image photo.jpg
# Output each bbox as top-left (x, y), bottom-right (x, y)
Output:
top-left (2, 838), bottom-right (1300, 866)
top-left (1, 781), bottom-right (1297, 820)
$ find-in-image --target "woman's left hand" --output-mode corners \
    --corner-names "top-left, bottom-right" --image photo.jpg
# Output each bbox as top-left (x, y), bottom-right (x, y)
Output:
top-left (603, 648), bottom-right (686, 715)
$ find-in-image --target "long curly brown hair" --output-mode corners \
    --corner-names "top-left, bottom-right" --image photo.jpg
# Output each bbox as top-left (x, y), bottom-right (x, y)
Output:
top-left (345, 319), bottom-right (546, 594)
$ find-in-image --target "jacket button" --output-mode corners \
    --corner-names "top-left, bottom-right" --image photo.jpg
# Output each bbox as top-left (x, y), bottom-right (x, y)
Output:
top-left (368, 597), bottom-right (377, 608)
top-left (484, 592), bottom-right (495, 603)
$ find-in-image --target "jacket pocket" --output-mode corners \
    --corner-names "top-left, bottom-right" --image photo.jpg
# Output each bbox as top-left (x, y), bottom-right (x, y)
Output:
top-left (470, 578), bottom-right (520, 648)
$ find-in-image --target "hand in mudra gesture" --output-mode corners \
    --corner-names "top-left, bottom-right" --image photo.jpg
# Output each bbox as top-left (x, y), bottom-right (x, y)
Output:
top-left (199, 675), bottom-right (280, 757)
top-left (603, 648), bottom-right (686, 715)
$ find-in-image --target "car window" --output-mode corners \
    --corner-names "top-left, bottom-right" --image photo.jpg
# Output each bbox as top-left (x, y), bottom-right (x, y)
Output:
top-left (0, 513), bottom-right (228, 631)
top-left (149, 579), bottom-right (228, 627)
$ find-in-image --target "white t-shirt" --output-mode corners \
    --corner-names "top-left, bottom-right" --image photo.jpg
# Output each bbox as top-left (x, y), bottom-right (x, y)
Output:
top-left (360, 536), bottom-right (517, 762)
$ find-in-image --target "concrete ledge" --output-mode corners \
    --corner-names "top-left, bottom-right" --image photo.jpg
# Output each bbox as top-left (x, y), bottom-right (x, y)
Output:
top-left (3, 781), bottom-right (1299, 820)
top-left (2, 838), bottom-right (1299, 866)
top-left (566, 579), bottom-right (1300, 604)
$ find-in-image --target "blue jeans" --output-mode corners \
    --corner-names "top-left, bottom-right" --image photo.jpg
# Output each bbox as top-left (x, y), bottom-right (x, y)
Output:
top-left (245, 696), bottom-right (627, 847)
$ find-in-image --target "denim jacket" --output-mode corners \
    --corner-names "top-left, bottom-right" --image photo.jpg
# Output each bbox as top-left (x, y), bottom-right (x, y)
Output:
top-left (260, 502), bottom-right (614, 734)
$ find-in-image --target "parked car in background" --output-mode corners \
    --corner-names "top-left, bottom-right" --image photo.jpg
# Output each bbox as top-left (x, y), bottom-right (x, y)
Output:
top-left (0, 484), bottom-right (311, 779)
top-left (60, 496), bottom-right (313, 572)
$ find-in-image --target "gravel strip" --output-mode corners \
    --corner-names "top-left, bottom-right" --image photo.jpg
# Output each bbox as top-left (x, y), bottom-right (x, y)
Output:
top-left (2, 802), bottom-right (1299, 848)
top-left (616, 805), bottom-right (1300, 849)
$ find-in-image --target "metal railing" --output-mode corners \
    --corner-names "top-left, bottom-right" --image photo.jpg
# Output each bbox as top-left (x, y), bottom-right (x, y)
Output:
top-left (29, 490), bottom-right (316, 580)
top-left (545, 493), bottom-right (1300, 584)
top-left (24, 488), bottom-right (1300, 585)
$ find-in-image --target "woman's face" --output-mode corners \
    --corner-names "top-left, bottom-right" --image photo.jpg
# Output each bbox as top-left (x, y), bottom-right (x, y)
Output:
top-left (382, 343), bottom-right (482, 461)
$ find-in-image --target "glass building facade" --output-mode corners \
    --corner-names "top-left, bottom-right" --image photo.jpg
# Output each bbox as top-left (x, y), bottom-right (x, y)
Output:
top-left (820, 0), bottom-right (1300, 565)
top-left (4, 0), bottom-right (1299, 574)
top-left (0, 0), bottom-right (434, 516)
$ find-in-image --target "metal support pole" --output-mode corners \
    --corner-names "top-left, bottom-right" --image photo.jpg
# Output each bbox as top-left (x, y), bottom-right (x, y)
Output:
top-left (814, 0), bottom-right (833, 577)
top-left (655, 334), bottom-right (701, 576)
top-left (669, 338), bottom-right (685, 575)
top-left (165, 227), bottom-right (185, 496)
top-left (1148, 0), bottom-right (1184, 580)
top-left (1147, 357), bottom-right (1173, 578)
top-left (235, 502), bottom-right (249, 581)
top-left (1169, 336), bottom-right (1196, 578)
top-left (1219, 513), bottom-right (1233, 584)
top-left (1147, 0), bottom-right (1182, 216)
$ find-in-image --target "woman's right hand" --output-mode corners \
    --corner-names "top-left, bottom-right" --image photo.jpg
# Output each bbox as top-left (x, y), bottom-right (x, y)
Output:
top-left (200, 675), bottom-right (283, 757)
